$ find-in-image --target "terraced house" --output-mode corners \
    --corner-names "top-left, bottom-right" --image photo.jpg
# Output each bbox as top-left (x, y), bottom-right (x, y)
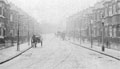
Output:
top-left (0, 0), bottom-right (40, 47)
top-left (0, 0), bottom-right (9, 43)
top-left (66, 0), bottom-right (120, 50)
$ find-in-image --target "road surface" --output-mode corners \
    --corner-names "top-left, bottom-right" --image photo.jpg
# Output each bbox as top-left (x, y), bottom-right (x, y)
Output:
top-left (0, 34), bottom-right (119, 69)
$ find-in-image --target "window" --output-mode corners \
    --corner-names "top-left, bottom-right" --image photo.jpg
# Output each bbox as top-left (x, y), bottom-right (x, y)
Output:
top-left (98, 11), bottom-right (101, 21)
top-left (99, 10), bottom-right (103, 19)
top-left (116, 25), bottom-right (120, 37)
top-left (113, 27), bottom-right (116, 37)
top-left (109, 26), bottom-right (113, 37)
top-left (117, 2), bottom-right (120, 14)
top-left (3, 29), bottom-right (5, 36)
top-left (105, 27), bottom-right (108, 37)
top-left (93, 13), bottom-right (96, 21)
top-left (94, 13), bottom-right (97, 21)
top-left (10, 14), bottom-right (13, 22)
top-left (0, 7), bottom-right (2, 15)
top-left (105, 8), bottom-right (108, 17)
top-left (97, 12), bottom-right (100, 21)
top-left (109, 6), bottom-right (113, 16)
top-left (113, 4), bottom-right (117, 15)
top-left (3, 8), bottom-right (5, 17)
top-left (0, 28), bottom-right (1, 36)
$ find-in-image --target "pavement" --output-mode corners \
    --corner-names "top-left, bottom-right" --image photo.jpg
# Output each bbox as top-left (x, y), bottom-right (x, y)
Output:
top-left (0, 34), bottom-right (119, 69)
top-left (0, 42), bottom-right (31, 63)
top-left (69, 39), bottom-right (120, 60)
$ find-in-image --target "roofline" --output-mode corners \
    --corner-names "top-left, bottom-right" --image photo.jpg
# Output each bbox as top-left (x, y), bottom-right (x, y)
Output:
top-left (0, 0), bottom-right (9, 4)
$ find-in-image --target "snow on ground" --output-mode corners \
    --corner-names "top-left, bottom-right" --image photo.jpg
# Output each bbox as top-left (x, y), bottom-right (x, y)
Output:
top-left (0, 34), bottom-right (120, 69)
top-left (71, 39), bottom-right (120, 59)
top-left (0, 43), bottom-right (30, 62)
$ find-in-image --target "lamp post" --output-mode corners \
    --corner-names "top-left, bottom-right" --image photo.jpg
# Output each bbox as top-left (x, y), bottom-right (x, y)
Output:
top-left (74, 23), bottom-right (75, 41)
top-left (90, 20), bottom-right (93, 48)
top-left (101, 16), bottom-right (105, 52)
top-left (17, 15), bottom-right (20, 51)
top-left (80, 18), bottom-right (83, 45)
top-left (10, 30), bottom-right (14, 46)
top-left (80, 26), bottom-right (81, 45)
top-left (28, 20), bottom-right (30, 45)
top-left (10, 14), bottom-right (14, 46)
top-left (88, 14), bottom-right (93, 48)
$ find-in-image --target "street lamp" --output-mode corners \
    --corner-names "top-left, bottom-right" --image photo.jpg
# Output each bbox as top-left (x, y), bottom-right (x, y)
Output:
top-left (17, 15), bottom-right (20, 51)
top-left (101, 16), bottom-right (105, 52)
top-left (74, 23), bottom-right (75, 41)
top-left (88, 14), bottom-right (93, 48)
top-left (90, 20), bottom-right (93, 48)
top-left (28, 20), bottom-right (30, 45)
top-left (80, 18), bottom-right (83, 45)
top-left (10, 30), bottom-right (14, 46)
top-left (80, 26), bottom-right (82, 45)
top-left (10, 13), bottom-right (14, 46)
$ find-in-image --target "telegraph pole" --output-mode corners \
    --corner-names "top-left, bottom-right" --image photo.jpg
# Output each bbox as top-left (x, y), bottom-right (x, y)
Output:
top-left (101, 15), bottom-right (105, 52)
top-left (17, 15), bottom-right (20, 51)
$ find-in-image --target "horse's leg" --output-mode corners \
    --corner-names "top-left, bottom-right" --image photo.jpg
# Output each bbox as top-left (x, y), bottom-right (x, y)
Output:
top-left (41, 41), bottom-right (42, 47)
top-left (33, 43), bottom-right (36, 48)
top-left (35, 42), bottom-right (37, 48)
top-left (32, 43), bottom-right (34, 48)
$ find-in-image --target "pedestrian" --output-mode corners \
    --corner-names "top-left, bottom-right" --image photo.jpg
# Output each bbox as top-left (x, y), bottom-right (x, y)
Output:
top-left (106, 40), bottom-right (110, 48)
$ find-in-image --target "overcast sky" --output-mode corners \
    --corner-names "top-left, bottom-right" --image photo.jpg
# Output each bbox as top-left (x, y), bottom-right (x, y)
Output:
top-left (9, 0), bottom-right (100, 24)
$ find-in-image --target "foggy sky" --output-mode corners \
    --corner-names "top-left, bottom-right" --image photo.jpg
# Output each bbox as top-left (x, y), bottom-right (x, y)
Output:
top-left (9, 0), bottom-right (100, 24)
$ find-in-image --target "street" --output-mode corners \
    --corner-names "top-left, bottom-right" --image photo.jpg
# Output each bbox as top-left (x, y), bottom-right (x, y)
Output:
top-left (0, 34), bottom-right (119, 69)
